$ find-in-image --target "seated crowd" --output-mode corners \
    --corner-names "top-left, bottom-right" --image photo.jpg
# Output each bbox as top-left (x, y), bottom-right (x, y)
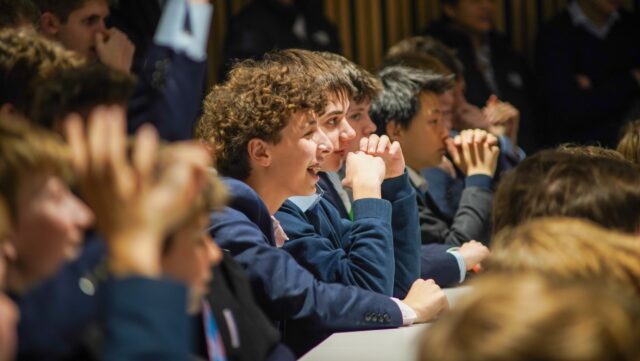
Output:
top-left (1, 1), bottom-right (640, 360)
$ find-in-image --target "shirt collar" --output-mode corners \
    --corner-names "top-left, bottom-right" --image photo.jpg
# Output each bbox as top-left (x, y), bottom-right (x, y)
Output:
top-left (568, 1), bottom-right (620, 39)
top-left (287, 186), bottom-right (325, 212)
top-left (407, 167), bottom-right (428, 193)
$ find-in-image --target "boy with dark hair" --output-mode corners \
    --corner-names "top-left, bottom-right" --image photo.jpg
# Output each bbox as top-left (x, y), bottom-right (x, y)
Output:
top-left (385, 35), bottom-right (524, 198)
top-left (34, 0), bottom-right (135, 73)
top-left (371, 65), bottom-right (499, 250)
top-left (307, 52), bottom-right (489, 287)
top-left (274, 49), bottom-right (420, 298)
top-left (492, 149), bottom-right (640, 235)
top-left (199, 52), bottom-right (449, 357)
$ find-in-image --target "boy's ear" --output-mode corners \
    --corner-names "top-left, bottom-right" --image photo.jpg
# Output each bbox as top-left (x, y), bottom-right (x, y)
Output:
top-left (247, 139), bottom-right (272, 168)
top-left (40, 12), bottom-right (61, 37)
top-left (385, 121), bottom-right (403, 142)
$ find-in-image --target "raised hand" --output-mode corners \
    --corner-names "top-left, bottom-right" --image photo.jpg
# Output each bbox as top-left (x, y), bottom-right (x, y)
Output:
top-left (95, 28), bottom-right (135, 73)
top-left (447, 129), bottom-right (499, 177)
top-left (484, 95), bottom-right (520, 147)
top-left (342, 151), bottom-right (385, 200)
top-left (359, 134), bottom-right (405, 179)
top-left (63, 106), bottom-right (211, 277)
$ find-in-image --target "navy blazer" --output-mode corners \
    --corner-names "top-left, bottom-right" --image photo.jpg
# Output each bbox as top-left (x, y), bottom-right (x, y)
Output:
top-left (103, 278), bottom-right (191, 361)
top-left (209, 178), bottom-right (404, 357)
top-left (316, 173), bottom-right (462, 287)
top-left (277, 172), bottom-right (420, 298)
top-left (127, 44), bottom-right (207, 141)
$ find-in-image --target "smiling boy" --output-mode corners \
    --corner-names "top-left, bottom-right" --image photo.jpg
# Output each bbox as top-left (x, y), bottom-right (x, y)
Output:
top-left (199, 52), bottom-right (449, 356)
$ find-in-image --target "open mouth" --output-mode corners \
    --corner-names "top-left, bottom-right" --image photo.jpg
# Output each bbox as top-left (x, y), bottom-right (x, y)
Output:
top-left (307, 163), bottom-right (321, 179)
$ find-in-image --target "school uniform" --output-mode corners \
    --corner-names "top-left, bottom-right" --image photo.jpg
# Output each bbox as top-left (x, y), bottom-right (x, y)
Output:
top-left (276, 171), bottom-right (419, 298)
top-left (209, 178), bottom-right (417, 357)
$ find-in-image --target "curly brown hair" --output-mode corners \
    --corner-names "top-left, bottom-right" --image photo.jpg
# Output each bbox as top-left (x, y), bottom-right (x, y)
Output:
top-left (0, 28), bottom-right (84, 116)
top-left (196, 58), bottom-right (327, 180)
top-left (263, 49), bottom-right (355, 113)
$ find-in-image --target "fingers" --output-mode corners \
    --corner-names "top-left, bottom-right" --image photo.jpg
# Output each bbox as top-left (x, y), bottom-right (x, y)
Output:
top-left (486, 94), bottom-right (498, 107)
top-left (388, 141), bottom-right (401, 158)
top-left (360, 134), bottom-right (392, 156)
top-left (445, 137), bottom-right (460, 164)
top-left (375, 135), bottom-right (390, 154)
top-left (105, 107), bottom-right (136, 198)
top-left (132, 124), bottom-right (159, 185)
top-left (87, 107), bottom-right (109, 178)
top-left (63, 113), bottom-right (89, 176)
top-left (359, 136), bottom-right (368, 152)
top-left (461, 131), bottom-right (475, 167)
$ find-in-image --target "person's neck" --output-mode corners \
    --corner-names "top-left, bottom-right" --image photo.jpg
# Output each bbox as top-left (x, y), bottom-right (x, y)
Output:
top-left (405, 159), bottom-right (423, 174)
top-left (5, 265), bottom-right (34, 296)
top-left (577, 0), bottom-right (612, 27)
top-left (245, 175), bottom-right (289, 215)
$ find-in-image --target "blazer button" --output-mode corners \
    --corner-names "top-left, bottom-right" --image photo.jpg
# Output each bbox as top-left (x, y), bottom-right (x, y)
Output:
top-left (364, 314), bottom-right (371, 322)
top-left (383, 313), bottom-right (391, 322)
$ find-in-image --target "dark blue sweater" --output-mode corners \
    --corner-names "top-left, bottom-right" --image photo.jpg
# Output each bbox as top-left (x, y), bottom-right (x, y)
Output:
top-left (276, 172), bottom-right (419, 299)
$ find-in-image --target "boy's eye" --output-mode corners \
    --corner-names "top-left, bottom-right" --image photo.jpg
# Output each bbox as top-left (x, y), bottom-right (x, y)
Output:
top-left (83, 16), bottom-right (101, 26)
top-left (349, 113), bottom-right (362, 121)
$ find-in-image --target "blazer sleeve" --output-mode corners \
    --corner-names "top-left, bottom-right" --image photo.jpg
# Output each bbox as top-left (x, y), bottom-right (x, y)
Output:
top-left (277, 198), bottom-right (395, 296)
top-left (420, 244), bottom-right (462, 287)
top-left (102, 278), bottom-right (191, 361)
top-left (420, 175), bottom-right (493, 247)
top-left (127, 0), bottom-right (211, 141)
top-left (381, 172), bottom-right (421, 299)
top-left (209, 207), bottom-right (403, 331)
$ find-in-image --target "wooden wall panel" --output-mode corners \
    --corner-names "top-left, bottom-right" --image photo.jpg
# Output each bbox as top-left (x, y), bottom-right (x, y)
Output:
top-left (207, 0), bottom-right (637, 86)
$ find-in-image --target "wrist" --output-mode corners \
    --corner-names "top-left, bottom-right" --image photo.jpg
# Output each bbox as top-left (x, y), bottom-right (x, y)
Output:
top-left (466, 168), bottom-right (494, 177)
top-left (351, 178), bottom-right (382, 200)
top-left (107, 232), bottom-right (163, 278)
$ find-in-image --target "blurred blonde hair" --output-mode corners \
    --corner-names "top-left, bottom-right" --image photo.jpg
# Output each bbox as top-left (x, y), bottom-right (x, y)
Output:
top-left (0, 114), bottom-right (72, 221)
top-left (486, 217), bottom-right (640, 297)
top-left (420, 273), bottom-right (640, 361)
top-left (617, 119), bottom-right (640, 165)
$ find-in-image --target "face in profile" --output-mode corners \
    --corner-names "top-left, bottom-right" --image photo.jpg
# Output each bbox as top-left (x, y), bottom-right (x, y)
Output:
top-left (318, 91), bottom-right (355, 172)
top-left (345, 98), bottom-right (377, 153)
top-left (5, 173), bottom-right (94, 293)
top-left (162, 214), bottom-right (223, 314)
top-left (46, 0), bottom-right (109, 61)
top-left (265, 110), bottom-right (332, 197)
top-left (391, 92), bottom-right (449, 170)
